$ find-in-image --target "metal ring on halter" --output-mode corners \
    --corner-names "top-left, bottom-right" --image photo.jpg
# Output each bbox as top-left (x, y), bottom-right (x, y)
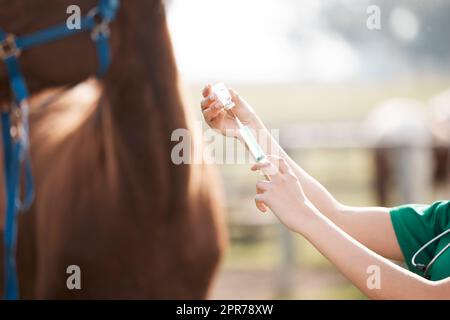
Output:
top-left (0, 0), bottom-right (120, 299)
top-left (87, 8), bottom-right (111, 41)
top-left (9, 102), bottom-right (27, 142)
top-left (0, 34), bottom-right (21, 60)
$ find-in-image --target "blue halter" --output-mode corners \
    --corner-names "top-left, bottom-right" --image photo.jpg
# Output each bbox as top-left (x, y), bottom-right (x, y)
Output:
top-left (0, 0), bottom-right (120, 300)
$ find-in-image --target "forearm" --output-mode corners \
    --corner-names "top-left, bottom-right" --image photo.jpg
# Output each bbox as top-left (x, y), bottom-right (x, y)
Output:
top-left (299, 204), bottom-right (449, 300)
top-left (253, 120), bottom-right (341, 219)
top-left (252, 120), bottom-right (402, 259)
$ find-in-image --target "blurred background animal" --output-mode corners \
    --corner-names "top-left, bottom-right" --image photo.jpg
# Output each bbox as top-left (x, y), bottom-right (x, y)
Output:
top-left (429, 89), bottom-right (450, 198)
top-left (366, 94), bottom-right (450, 206)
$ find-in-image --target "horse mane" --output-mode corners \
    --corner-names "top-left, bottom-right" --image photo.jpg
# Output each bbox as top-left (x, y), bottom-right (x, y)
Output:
top-left (29, 0), bottom-right (223, 219)
top-left (0, 0), bottom-right (226, 298)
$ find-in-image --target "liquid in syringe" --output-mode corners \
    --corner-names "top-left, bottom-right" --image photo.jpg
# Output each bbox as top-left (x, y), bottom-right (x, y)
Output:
top-left (211, 83), bottom-right (267, 163)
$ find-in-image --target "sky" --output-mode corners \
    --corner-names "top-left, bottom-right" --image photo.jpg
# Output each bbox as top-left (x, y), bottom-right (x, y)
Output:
top-left (166, 0), bottom-right (362, 84)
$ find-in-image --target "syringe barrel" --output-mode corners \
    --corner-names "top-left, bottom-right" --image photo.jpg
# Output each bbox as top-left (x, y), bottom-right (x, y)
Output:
top-left (239, 125), bottom-right (266, 162)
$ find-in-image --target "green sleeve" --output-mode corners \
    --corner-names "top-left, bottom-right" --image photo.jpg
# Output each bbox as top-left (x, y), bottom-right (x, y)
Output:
top-left (390, 201), bottom-right (450, 275)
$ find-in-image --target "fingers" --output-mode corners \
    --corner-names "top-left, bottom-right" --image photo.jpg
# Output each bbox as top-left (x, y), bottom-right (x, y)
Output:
top-left (255, 184), bottom-right (268, 213)
top-left (202, 102), bottom-right (223, 122)
top-left (251, 158), bottom-right (279, 177)
top-left (229, 88), bottom-right (241, 104)
top-left (256, 180), bottom-right (270, 192)
top-left (201, 94), bottom-right (217, 110)
top-left (251, 155), bottom-right (290, 176)
top-left (202, 84), bottom-right (212, 98)
top-left (255, 201), bottom-right (267, 213)
top-left (277, 157), bottom-right (289, 174)
top-left (251, 160), bottom-right (271, 172)
top-left (201, 84), bottom-right (221, 110)
top-left (254, 194), bottom-right (267, 206)
top-left (255, 181), bottom-right (271, 213)
top-left (202, 84), bottom-right (237, 111)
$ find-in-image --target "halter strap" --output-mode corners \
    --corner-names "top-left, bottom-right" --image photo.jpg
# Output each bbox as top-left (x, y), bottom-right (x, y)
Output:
top-left (0, 0), bottom-right (120, 300)
top-left (0, 0), bottom-right (120, 81)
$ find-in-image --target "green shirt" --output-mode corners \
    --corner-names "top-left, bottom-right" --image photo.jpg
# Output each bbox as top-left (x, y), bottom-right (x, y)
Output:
top-left (390, 201), bottom-right (450, 281)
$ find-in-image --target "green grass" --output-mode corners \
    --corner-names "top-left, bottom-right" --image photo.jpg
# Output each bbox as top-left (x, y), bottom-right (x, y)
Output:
top-left (223, 236), bottom-right (280, 271)
top-left (298, 285), bottom-right (366, 300)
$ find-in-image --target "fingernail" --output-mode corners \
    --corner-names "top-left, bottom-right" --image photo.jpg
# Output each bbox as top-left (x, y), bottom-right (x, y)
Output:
top-left (209, 95), bottom-right (216, 101)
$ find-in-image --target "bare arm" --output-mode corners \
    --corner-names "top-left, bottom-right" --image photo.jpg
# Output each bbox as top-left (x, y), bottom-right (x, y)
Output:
top-left (253, 158), bottom-right (449, 299)
top-left (253, 121), bottom-right (403, 260)
top-left (201, 86), bottom-right (402, 260)
top-left (300, 203), bottom-right (450, 299)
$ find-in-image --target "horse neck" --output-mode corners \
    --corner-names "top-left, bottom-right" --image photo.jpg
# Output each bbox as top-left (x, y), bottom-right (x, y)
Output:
top-left (93, 4), bottom-right (191, 215)
top-left (102, 0), bottom-right (187, 154)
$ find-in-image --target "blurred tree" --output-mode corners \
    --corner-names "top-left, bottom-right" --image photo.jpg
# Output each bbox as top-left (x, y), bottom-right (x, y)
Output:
top-left (288, 0), bottom-right (450, 78)
top-left (322, 0), bottom-right (450, 76)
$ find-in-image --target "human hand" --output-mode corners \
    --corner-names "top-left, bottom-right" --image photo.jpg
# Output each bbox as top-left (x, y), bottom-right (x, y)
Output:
top-left (200, 84), bottom-right (263, 138)
top-left (251, 156), bottom-right (317, 233)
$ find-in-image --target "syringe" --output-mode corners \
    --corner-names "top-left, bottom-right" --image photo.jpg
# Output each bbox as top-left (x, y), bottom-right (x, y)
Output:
top-left (212, 83), bottom-right (270, 180)
top-left (228, 108), bottom-right (267, 163)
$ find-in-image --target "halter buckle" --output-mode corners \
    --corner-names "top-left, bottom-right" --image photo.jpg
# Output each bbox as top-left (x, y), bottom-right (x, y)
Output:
top-left (0, 34), bottom-right (21, 60)
top-left (88, 8), bottom-right (111, 41)
top-left (91, 21), bottom-right (111, 41)
top-left (8, 101), bottom-right (29, 143)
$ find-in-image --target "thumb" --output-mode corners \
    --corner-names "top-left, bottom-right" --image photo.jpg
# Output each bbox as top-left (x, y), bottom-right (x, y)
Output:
top-left (229, 88), bottom-right (247, 108)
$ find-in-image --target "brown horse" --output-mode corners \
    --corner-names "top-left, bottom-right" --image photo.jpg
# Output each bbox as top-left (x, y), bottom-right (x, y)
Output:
top-left (0, 0), bottom-right (226, 298)
top-left (430, 89), bottom-right (450, 198)
top-left (366, 98), bottom-right (450, 206)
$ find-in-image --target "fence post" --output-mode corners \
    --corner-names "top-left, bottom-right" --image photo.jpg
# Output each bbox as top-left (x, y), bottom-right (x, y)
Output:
top-left (274, 147), bottom-right (297, 298)
top-left (276, 224), bottom-right (295, 297)
top-left (393, 143), bottom-right (432, 204)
